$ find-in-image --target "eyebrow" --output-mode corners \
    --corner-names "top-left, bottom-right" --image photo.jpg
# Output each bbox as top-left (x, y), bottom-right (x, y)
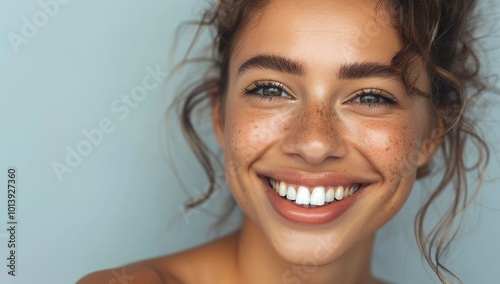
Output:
top-left (338, 62), bottom-right (401, 81)
top-left (237, 54), bottom-right (305, 77)
top-left (237, 54), bottom-right (401, 81)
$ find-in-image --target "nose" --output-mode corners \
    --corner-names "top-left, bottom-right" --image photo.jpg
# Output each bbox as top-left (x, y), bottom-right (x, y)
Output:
top-left (282, 103), bottom-right (347, 165)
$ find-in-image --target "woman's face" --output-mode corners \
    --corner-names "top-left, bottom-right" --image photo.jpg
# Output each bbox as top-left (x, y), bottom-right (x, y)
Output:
top-left (212, 0), bottom-right (440, 264)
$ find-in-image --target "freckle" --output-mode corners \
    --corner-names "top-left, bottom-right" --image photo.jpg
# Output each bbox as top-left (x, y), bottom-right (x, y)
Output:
top-left (390, 206), bottom-right (395, 210)
top-left (385, 147), bottom-right (389, 151)
top-left (254, 125), bottom-right (258, 129)
top-left (238, 130), bottom-right (241, 134)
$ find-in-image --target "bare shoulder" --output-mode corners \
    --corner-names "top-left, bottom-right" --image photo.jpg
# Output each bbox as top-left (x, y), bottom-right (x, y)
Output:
top-left (76, 266), bottom-right (175, 284)
top-left (77, 232), bottom-right (239, 284)
top-left (140, 232), bottom-right (239, 283)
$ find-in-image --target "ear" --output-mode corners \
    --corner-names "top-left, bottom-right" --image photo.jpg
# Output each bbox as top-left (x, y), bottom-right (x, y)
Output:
top-left (416, 126), bottom-right (443, 168)
top-left (210, 90), bottom-right (225, 149)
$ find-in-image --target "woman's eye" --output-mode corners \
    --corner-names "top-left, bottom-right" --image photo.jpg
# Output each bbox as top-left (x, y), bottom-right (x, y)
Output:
top-left (349, 90), bottom-right (398, 107)
top-left (243, 81), bottom-right (293, 100)
top-left (253, 86), bottom-right (284, 97)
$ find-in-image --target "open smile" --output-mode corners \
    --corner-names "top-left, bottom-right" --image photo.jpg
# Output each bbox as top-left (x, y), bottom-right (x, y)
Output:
top-left (267, 177), bottom-right (362, 208)
top-left (260, 173), bottom-right (370, 225)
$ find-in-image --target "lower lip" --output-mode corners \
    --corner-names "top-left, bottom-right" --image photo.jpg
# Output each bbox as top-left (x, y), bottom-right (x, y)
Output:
top-left (263, 179), bottom-right (363, 226)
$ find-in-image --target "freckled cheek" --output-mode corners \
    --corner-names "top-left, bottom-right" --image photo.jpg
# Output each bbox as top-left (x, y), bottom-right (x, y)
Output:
top-left (349, 123), bottom-right (420, 182)
top-left (223, 109), bottom-right (291, 171)
top-left (221, 109), bottom-right (291, 213)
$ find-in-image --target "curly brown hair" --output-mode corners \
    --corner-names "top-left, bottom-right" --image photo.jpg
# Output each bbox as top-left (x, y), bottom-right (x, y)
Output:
top-left (172, 0), bottom-right (490, 283)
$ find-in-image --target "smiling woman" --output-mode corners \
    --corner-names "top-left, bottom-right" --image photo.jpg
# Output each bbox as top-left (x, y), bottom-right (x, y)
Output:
top-left (210, 2), bottom-right (440, 281)
top-left (78, 0), bottom-right (492, 283)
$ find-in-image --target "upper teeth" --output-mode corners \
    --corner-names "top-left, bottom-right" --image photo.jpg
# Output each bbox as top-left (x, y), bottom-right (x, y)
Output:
top-left (269, 179), bottom-right (361, 207)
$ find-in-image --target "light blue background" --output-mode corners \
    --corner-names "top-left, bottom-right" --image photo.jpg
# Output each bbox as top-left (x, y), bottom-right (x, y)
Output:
top-left (0, 0), bottom-right (499, 283)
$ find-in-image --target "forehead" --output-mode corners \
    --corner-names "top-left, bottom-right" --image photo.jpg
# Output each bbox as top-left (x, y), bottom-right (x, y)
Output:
top-left (230, 0), bottom-right (401, 73)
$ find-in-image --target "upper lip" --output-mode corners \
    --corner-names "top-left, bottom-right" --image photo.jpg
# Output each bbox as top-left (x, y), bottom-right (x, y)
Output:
top-left (259, 168), bottom-right (375, 187)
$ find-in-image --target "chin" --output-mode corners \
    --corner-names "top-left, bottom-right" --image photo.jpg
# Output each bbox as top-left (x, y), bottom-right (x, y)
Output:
top-left (263, 218), bottom-right (367, 266)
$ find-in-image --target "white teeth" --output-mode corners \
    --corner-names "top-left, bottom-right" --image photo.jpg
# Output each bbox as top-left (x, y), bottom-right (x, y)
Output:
top-left (269, 178), bottom-right (361, 205)
top-left (310, 186), bottom-right (325, 206)
top-left (325, 187), bottom-right (335, 203)
top-left (335, 185), bottom-right (344, 200)
top-left (278, 181), bottom-right (287, 197)
top-left (286, 186), bottom-right (297, 200)
top-left (295, 186), bottom-right (310, 205)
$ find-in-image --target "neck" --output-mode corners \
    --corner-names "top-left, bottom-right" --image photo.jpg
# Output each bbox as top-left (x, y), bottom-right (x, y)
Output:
top-left (233, 217), bottom-right (377, 284)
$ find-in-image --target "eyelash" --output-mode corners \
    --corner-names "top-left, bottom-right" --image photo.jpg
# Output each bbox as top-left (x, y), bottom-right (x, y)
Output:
top-left (242, 81), bottom-right (399, 107)
top-left (242, 81), bottom-right (294, 101)
top-left (349, 89), bottom-right (399, 108)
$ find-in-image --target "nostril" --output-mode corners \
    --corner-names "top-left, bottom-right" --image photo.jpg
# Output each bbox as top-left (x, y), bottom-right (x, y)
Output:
top-left (281, 105), bottom-right (346, 164)
top-left (284, 136), bottom-right (344, 166)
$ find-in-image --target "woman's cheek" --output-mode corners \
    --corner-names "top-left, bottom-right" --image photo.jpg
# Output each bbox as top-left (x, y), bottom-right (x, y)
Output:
top-left (346, 118), bottom-right (421, 185)
top-left (222, 108), bottom-right (289, 189)
top-left (225, 109), bottom-right (291, 166)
